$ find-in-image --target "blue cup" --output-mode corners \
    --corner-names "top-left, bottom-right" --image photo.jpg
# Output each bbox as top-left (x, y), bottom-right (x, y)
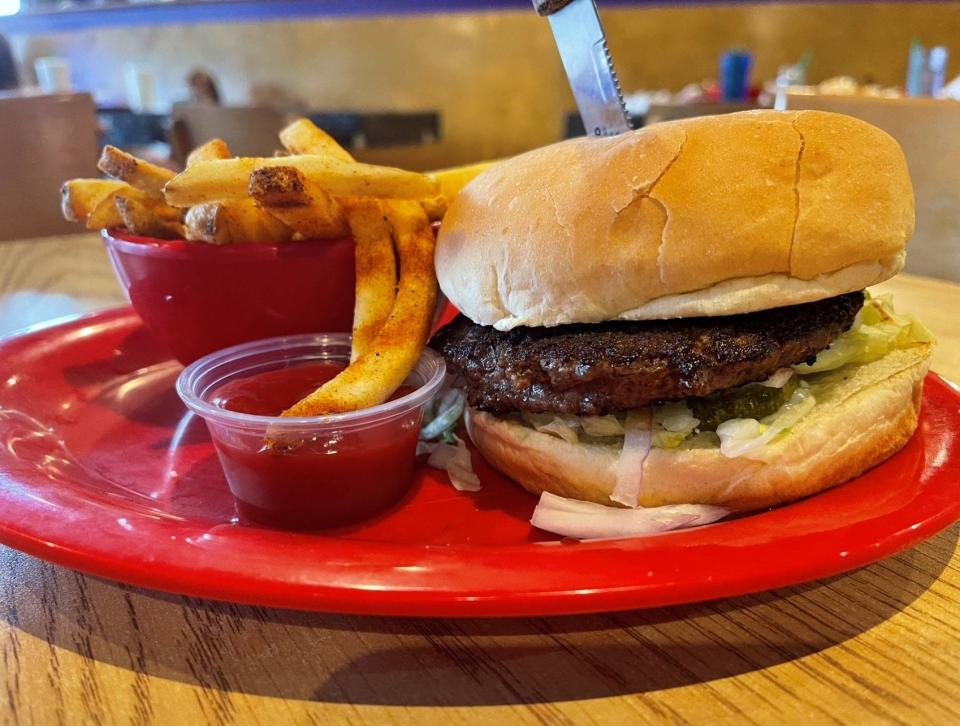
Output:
top-left (720, 50), bottom-right (753, 101)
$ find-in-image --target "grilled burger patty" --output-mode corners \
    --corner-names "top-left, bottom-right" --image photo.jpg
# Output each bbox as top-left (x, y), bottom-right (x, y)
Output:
top-left (431, 292), bottom-right (864, 416)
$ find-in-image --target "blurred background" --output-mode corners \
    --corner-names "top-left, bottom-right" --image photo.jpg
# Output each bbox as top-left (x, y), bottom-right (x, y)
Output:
top-left (0, 0), bottom-right (958, 278)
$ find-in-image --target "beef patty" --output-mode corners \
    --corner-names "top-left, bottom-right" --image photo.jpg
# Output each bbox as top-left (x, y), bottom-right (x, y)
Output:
top-left (431, 292), bottom-right (864, 415)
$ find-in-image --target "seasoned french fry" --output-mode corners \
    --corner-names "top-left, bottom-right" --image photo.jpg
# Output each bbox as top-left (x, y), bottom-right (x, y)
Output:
top-left (257, 194), bottom-right (348, 239)
top-left (246, 165), bottom-right (310, 206)
top-left (427, 160), bottom-right (498, 203)
top-left (420, 195), bottom-right (447, 222)
top-left (166, 158), bottom-right (263, 206)
top-left (185, 140), bottom-right (294, 243)
top-left (186, 138), bottom-right (232, 167)
top-left (85, 194), bottom-right (126, 230)
top-left (247, 166), bottom-right (348, 238)
top-left (60, 179), bottom-right (128, 223)
top-left (62, 179), bottom-right (178, 231)
top-left (184, 199), bottom-right (293, 245)
top-left (98, 145), bottom-right (175, 197)
top-left (279, 118), bottom-right (354, 162)
top-left (183, 203), bottom-right (221, 242)
top-left (341, 198), bottom-right (397, 361)
top-left (278, 201), bottom-right (436, 418)
top-left (164, 156), bottom-right (439, 208)
top-left (115, 195), bottom-right (183, 239)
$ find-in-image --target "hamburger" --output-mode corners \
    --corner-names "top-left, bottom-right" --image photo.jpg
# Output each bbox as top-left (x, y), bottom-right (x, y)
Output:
top-left (429, 110), bottom-right (933, 520)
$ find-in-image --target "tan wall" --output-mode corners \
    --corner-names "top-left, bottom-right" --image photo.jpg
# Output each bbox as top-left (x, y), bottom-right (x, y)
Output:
top-left (11, 3), bottom-right (960, 167)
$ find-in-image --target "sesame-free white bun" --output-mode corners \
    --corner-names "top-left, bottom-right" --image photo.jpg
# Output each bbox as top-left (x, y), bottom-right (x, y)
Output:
top-left (465, 343), bottom-right (932, 512)
top-left (436, 110), bottom-right (914, 330)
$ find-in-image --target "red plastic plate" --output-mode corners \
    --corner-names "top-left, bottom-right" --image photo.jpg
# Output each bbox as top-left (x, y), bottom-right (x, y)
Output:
top-left (1, 308), bottom-right (958, 617)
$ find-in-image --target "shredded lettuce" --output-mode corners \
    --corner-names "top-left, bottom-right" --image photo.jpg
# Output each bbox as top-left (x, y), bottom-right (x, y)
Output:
top-left (532, 418), bottom-right (580, 444)
top-left (716, 384), bottom-right (817, 459)
top-left (418, 385), bottom-right (480, 490)
top-left (678, 431), bottom-right (721, 450)
top-left (521, 412), bottom-right (581, 444)
top-left (794, 293), bottom-right (934, 374)
top-left (417, 435), bottom-right (481, 491)
top-left (759, 368), bottom-right (794, 388)
top-left (420, 387), bottom-right (466, 441)
top-left (580, 415), bottom-right (625, 438)
top-left (653, 401), bottom-right (700, 448)
top-left (520, 411), bottom-right (626, 444)
top-left (519, 402), bottom-right (701, 450)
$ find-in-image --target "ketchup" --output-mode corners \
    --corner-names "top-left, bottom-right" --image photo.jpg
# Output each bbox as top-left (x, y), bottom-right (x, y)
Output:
top-left (209, 363), bottom-right (420, 530)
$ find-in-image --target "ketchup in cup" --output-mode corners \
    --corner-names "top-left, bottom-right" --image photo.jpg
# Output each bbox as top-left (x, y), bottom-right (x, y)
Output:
top-left (177, 333), bottom-right (446, 529)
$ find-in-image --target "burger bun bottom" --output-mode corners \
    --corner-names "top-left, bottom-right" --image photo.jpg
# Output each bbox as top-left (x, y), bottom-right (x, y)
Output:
top-left (465, 344), bottom-right (933, 512)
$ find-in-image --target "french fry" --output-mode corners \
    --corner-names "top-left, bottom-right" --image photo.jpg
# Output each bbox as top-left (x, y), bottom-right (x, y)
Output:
top-left (247, 166), bottom-right (348, 238)
top-left (184, 199), bottom-right (293, 245)
top-left (185, 139), bottom-right (295, 243)
top-left (341, 198), bottom-right (397, 361)
top-left (85, 194), bottom-right (126, 230)
top-left (61, 179), bottom-right (178, 231)
top-left (427, 160), bottom-right (498, 203)
top-left (107, 184), bottom-right (182, 234)
top-left (245, 165), bottom-right (309, 206)
top-left (257, 193), bottom-right (347, 239)
top-left (164, 156), bottom-right (439, 208)
top-left (278, 200), bottom-right (436, 418)
top-left (420, 195), bottom-right (447, 222)
top-left (98, 145), bottom-right (175, 197)
top-left (115, 195), bottom-right (183, 239)
top-left (281, 201), bottom-right (437, 416)
top-left (186, 138), bottom-right (232, 167)
top-left (60, 179), bottom-right (127, 223)
top-left (279, 118), bottom-right (354, 162)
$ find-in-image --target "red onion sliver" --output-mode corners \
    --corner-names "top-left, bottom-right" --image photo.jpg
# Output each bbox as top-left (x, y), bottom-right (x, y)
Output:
top-left (418, 436), bottom-right (481, 492)
top-left (531, 492), bottom-right (730, 540)
top-left (759, 367), bottom-right (794, 388)
top-left (610, 409), bottom-right (653, 508)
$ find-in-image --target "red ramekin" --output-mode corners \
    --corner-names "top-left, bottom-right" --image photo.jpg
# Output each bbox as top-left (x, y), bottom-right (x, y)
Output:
top-left (103, 229), bottom-right (355, 364)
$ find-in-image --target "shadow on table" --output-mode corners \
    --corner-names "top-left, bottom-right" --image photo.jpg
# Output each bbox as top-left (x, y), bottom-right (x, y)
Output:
top-left (3, 523), bottom-right (956, 706)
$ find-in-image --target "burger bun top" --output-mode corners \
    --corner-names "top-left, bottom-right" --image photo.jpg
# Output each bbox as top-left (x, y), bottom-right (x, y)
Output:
top-left (435, 110), bottom-right (914, 330)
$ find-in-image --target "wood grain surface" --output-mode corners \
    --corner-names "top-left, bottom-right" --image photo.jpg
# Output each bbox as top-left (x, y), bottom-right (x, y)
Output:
top-left (1, 234), bottom-right (959, 725)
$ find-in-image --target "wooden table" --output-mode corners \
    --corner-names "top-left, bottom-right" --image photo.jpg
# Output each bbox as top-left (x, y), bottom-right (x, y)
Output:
top-left (2, 234), bottom-right (959, 725)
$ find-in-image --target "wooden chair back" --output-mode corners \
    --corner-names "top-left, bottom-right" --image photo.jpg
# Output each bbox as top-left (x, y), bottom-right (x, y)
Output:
top-left (0, 92), bottom-right (99, 241)
top-left (169, 104), bottom-right (289, 163)
top-left (787, 93), bottom-right (960, 283)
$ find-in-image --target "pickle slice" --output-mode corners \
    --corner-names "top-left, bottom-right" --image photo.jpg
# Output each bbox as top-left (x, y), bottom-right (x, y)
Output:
top-left (689, 376), bottom-right (798, 431)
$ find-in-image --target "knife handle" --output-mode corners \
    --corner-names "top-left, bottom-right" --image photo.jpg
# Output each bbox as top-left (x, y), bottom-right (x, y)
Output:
top-left (533, 0), bottom-right (576, 16)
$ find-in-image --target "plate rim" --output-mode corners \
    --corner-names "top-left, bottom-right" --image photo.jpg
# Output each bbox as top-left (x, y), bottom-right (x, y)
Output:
top-left (1, 307), bottom-right (958, 617)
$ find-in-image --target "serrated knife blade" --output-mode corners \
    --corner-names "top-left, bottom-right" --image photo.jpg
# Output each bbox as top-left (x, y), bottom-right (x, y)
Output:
top-left (534, 0), bottom-right (632, 137)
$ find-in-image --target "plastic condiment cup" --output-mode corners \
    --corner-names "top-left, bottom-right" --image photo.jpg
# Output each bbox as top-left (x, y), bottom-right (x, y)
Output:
top-left (177, 333), bottom-right (446, 530)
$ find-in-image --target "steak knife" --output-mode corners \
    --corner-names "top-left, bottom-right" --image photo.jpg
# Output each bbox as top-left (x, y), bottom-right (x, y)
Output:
top-left (533, 0), bottom-right (632, 137)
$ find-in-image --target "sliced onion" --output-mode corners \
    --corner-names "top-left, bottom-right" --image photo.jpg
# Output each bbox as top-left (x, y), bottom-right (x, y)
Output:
top-left (420, 388), bottom-right (466, 441)
top-left (531, 492), bottom-right (729, 540)
top-left (532, 418), bottom-right (580, 444)
top-left (759, 368), bottom-right (794, 388)
top-left (716, 387), bottom-right (816, 459)
top-left (417, 435), bottom-right (481, 491)
top-left (580, 415), bottom-right (625, 438)
top-left (610, 409), bottom-right (653, 508)
top-left (655, 401), bottom-right (700, 433)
